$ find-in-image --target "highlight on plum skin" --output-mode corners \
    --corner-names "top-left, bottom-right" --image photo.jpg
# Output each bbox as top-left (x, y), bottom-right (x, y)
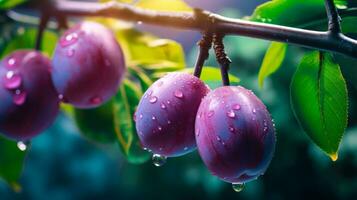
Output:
top-left (195, 86), bottom-right (276, 184)
top-left (135, 72), bottom-right (210, 158)
top-left (52, 21), bottom-right (126, 109)
top-left (0, 50), bottom-right (60, 141)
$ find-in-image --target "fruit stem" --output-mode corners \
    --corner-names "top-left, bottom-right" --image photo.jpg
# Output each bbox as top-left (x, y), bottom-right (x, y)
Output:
top-left (35, 11), bottom-right (50, 51)
top-left (193, 32), bottom-right (213, 78)
top-left (324, 0), bottom-right (342, 34)
top-left (213, 33), bottom-right (231, 86)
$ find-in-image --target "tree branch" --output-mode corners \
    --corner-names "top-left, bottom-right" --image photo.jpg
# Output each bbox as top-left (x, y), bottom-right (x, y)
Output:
top-left (31, 0), bottom-right (357, 58)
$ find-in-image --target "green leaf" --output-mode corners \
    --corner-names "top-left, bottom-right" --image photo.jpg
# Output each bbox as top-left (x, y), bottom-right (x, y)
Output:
top-left (249, 0), bottom-right (346, 28)
top-left (258, 42), bottom-right (287, 88)
top-left (182, 67), bottom-right (240, 89)
top-left (1, 28), bottom-right (58, 58)
top-left (0, 0), bottom-right (26, 10)
top-left (113, 79), bottom-right (150, 164)
top-left (128, 65), bottom-right (153, 91)
top-left (0, 135), bottom-right (27, 190)
top-left (74, 100), bottom-right (117, 144)
top-left (135, 0), bottom-right (192, 12)
top-left (290, 51), bottom-right (348, 160)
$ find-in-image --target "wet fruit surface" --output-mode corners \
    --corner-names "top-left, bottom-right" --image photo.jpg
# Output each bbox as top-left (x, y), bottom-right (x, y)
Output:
top-left (195, 86), bottom-right (275, 183)
top-left (0, 50), bottom-right (60, 140)
top-left (52, 21), bottom-right (125, 108)
top-left (135, 72), bottom-right (210, 157)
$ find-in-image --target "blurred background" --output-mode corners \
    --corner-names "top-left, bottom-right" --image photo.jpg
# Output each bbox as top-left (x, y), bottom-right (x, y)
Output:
top-left (1, 0), bottom-right (357, 199)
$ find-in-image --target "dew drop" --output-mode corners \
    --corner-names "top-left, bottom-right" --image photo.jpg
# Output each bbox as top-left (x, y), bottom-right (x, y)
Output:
top-left (149, 96), bottom-right (158, 104)
top-left (196, 128), bottom-right (200, 137)
top-left (157, 81), bottom-right (163, 87)
top-left (60, 32), bottom-right (78, 47)
top-left (160, 102), bottom-right (166, 109)
top-left (166, 100), bottom-right (171, 105)
top-left (174, 90), bottom-right (184, 99)
top-left (152, 154), bottom-right (167, 167)
top-left (133, 112), bottom-right (137, 122)
top-left (208, 110), bottom-right (215, 117)
top-left (232, 183), bottom-right (245, 192)
top-left (90, 96), bottom-right (102, 105)
top-left (67, 49), bottom-right (75, 57)
top-left (4, 71), bottom-right (22, 89)
top-left (137, 21), bottom-right (143, 25)
top-left (263, 126), bottom-right (268, 133)
top-left (184, 147), bottom-right (188, 151)
top-left (233, 104), bottom-right (241, 110)
top-left (13, 90), bottom-right (26, 105)
top-left (167, 120), bottom-right (171, 124)
top-left (17, 141), bottom-right (28, 151)
top-left (7, 58), bottom-right (16, 68)
top-left (140, 114), bottom-right (143, 119)
top-left (152, 116), bottom-right (156, 120)
top-left (216, 136), bottom-right (221, 142)
top-left (252, 109), bottom-right (257, 114)
top-left (158, 126), bottom-right (162, 131)
top-left (229, 126), bottom-right (235, 133)
top-left (227, 110), bottom-right (236, 118)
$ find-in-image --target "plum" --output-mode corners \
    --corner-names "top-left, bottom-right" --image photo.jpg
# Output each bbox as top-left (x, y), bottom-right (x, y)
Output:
top-left (195, 86), bottom-right (275, 184)
top-left (0, 50), bottom-right (59, 140)
top-left (135, 72), bottom-right (210, 158)
top-left (52, 21), bottom-right (125, 108)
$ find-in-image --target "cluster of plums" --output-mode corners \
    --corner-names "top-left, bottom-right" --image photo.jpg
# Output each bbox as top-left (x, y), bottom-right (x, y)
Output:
top-left (135, 73), bottom-right (276, 189)
top-left (0, 20), bottom-right (276, 190)
top-left (0, 21), bottom-right (126, 140)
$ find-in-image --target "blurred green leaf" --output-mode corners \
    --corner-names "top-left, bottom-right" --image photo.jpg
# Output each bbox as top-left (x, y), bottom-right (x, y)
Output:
top-left (135, 0), bottom-right (192, 12)
top-left (74, 100), bottom-right (117, 144)
top-left (249, 0), bottom-right (346, 28)
top-left (290, 51), bottom-right (348, 160)
top-left (182, 67), bottom-right (240, 89)
top-left (0, 135), bottom-right (26, 190)
top-left (113, 79), bottom-right (150, 164)
top-left (333, 53), bottom-right (357, 90)
top-left (1, 28), bottom-right (58, 58)
top-left (128, 65), bottom-right (153, 91)
top-left (258, 42), bottom-right (287, 88)
top-left (0, 0), bottom-right (26, 10)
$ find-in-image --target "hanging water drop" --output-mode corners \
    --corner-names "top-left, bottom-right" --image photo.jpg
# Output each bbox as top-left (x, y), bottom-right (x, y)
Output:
top-left (160, 102), bottom-right (166, 109)
top-left (7, 58), bottom-right (16, 68)
top-left (152, 154), bottom-right (167, 167)
top-left (67, 49), bottom-right (75, 57)
top-left (60, 32), bottom-right (79, 47)
top-left (17, 141), bottom-right (27, 151)
top-left (232, 183), bottom-right (245, 192)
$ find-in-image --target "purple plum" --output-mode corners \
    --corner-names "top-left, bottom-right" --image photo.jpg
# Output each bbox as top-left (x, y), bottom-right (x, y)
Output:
top-left (52, 21), bottom-right (125, 108)
top-left (195, 86), bottom-right (275, 184)
top-left (0, 51), bottom-right (60, 140)
top-left (135, 72), bottom-right (210, 157)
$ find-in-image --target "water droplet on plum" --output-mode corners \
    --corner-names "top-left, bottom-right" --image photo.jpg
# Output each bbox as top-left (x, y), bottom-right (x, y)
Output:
top-left (232, 183), bottom-right (245, 192)
top-left (226, 110), bottom-right (236, 118)
top-left (174, 90), bottom-right (184, 99)
top-left (4, 71), bottom-right (22, 90)
top-left (149, 96), bottom-right (158, 104)
top-left (13, 90), bottom-right (27, 105)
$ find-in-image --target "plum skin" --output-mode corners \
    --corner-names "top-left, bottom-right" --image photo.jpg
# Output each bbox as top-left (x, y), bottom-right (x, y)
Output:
top-left (135, 72), bottom-right (210, 157)
top-left (0, 50), bottom-right (60, 140)
top-left (195, 86), bottom-right (275, 183)
top-left (52, 21), bottom-right (126, 108)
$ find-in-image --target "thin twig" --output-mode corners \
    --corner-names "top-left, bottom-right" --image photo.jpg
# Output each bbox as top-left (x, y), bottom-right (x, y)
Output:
top-left (35, 12), bottom-right (50, 50)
